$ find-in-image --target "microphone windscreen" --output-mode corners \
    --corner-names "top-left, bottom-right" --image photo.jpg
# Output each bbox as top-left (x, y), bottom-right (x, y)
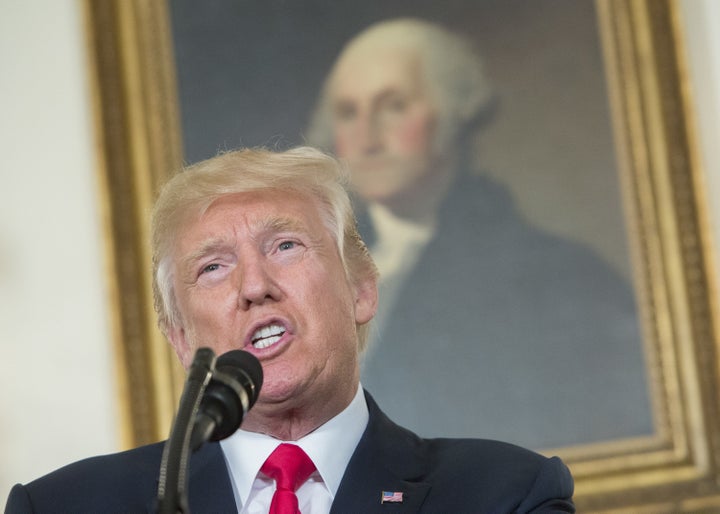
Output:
top-left (215, 350), bottom-right (263, 407)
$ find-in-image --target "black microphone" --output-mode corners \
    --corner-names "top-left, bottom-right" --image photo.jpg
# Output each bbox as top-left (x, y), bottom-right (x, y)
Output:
top-left (190, 349), bottom-right (263, 451)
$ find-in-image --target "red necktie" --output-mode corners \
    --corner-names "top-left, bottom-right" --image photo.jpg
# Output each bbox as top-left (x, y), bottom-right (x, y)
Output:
top-left (261, 443), bottom-right (316, 514)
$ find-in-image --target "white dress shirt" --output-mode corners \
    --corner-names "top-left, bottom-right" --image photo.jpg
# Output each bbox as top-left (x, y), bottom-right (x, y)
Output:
top-left (365, 202), bottom-right (434, 352)
top-left (219, 385), bottom-right (369, 514)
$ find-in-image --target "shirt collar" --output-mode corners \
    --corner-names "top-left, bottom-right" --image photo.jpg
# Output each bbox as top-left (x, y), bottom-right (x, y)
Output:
top-left (367, 201), bottom-right (436, 246)
top-left (219, 384), bottom-right (369, 506)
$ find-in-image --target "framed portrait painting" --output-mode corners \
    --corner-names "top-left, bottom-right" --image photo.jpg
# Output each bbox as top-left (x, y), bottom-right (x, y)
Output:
top-left (84, 0), bottom-right (720, 510)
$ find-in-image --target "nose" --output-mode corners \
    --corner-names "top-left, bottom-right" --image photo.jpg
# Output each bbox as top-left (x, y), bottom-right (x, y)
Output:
top-left (236, 254), bottom-right (280, 310)
top-left (356, 110), bottom-right (383, 155)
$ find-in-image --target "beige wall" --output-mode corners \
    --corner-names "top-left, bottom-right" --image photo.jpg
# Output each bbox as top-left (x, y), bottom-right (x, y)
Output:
top-left (0, 0), bottom-right (117, 503)
top-left (1, 0), bottom-right (719, 506)
top-left (679, 0), bottom-right (720, 281)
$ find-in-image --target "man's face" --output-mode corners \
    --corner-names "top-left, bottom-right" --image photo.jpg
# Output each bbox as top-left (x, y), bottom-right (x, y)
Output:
top-left (329, 46), bottom-right (441, 204)
top-left (167, 190), bottom-right (376, 415)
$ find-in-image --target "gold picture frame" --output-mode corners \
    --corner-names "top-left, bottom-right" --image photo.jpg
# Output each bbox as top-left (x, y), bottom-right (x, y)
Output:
top-left (82, 0), bottom-right (720, 510)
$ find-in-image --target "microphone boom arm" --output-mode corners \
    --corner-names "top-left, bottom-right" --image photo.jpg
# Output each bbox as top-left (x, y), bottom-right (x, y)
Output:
top-left (156, 348), bottom-right (216, 514)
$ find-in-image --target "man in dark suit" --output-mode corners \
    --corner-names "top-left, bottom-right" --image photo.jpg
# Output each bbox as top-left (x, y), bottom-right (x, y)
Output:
top-left (308, 18), bottom-right (652, 448)
top-left (5, 147), bottom-right (573, 513)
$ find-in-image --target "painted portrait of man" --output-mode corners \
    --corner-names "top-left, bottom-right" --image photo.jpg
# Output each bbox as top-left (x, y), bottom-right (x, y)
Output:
top-left (168, 1), bottom-right (654, 449)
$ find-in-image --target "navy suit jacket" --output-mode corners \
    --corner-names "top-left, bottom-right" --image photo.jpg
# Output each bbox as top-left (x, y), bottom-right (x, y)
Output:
top-left (5, 392), bottom-right (574, 513)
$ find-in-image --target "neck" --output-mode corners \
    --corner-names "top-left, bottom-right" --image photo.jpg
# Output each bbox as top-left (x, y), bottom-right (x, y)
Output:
top-left (241, 384), bottom-right (358, 441)
top-left (380, 161), bottom-right (454, 222)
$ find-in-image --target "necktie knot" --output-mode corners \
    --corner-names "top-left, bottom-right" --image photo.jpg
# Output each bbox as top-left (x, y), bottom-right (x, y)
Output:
top-left (261, 444), bottom-right (316, 513)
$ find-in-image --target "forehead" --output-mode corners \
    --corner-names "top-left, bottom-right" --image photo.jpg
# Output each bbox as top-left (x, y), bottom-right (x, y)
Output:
top-left (330, 44), bottom-right (426, 99)
top-left (176, 190), bottom-right (328, 245)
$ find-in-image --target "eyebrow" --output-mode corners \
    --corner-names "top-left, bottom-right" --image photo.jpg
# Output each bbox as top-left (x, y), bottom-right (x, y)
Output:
top-left (179, 237), bottom-right (235, 272)
top-left (178, 216), bottom-right (309, 268)
top-left (260, 216), bottom-right (306, 235)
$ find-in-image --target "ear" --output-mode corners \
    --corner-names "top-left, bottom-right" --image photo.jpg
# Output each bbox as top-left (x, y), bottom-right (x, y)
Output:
top-left (353, 273), bottom-right (378, 325)
top-left (167, 324), bottom-right (193, 370)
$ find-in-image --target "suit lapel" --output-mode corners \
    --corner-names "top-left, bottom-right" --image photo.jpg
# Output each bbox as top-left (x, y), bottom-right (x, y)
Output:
top-left (331, 392), bottom-right (431, 513)
top-left (187, 442), bottom-right (237, 512)
top-left (146, 442), bottom-right (237, 513)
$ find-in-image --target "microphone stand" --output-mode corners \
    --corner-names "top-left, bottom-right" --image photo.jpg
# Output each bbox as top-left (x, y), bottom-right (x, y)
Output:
top-left (156, 348), bottom-right (217, 514)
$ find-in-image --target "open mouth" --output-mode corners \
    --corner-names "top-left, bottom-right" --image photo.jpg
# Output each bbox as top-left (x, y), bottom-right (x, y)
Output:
top-left (251, 323), bottom-right (286, 349)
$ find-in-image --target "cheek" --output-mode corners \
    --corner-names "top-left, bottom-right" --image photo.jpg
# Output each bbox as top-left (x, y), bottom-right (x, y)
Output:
top-left (333, 126), bottom-right (355, 157)
top-left (178, 287), bottom-right (236, 335)
top-left (306, 268), bottom-right (356, 330)
top-left (390, 112), bottom-right (436, 155)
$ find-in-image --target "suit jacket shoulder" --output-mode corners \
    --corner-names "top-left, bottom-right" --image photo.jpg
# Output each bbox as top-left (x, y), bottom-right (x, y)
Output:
top-left (331, 392), bottom-right (574, 513)
top-left (4, 440), bottom-right (235, 514)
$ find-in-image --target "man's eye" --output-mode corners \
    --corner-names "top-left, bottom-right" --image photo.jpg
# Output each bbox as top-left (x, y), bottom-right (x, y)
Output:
top-left (386, 98), bottom-right (407, 112)
top-left (334, 103), bottom-right (357, 122)
top-left (201, 263), bottom-right (220, 274)
top-left (278, 241), bottom-right (296, 251)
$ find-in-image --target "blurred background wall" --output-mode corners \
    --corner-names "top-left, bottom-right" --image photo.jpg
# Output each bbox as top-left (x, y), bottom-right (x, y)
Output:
top-left (0, 0), bottom-right (719, 503)
top-left (0, 0), bottom-right (117, 503)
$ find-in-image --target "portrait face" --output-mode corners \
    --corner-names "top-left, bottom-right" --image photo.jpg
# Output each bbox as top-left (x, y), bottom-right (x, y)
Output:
top-left (329, 45), bottom-right (443, 205)
top-left (166, 189), bottom-right (376, 415)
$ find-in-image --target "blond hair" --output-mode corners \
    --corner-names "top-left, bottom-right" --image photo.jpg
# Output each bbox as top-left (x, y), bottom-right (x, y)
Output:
top-left (151, 146), bottom-right (378, 350)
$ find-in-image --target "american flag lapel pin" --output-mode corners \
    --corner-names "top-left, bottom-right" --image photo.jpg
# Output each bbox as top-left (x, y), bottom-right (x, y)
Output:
top-left (381, 491), bottom-right (404, 503)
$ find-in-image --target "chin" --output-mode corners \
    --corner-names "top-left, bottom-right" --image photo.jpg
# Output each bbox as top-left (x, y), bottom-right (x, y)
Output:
top-left (353, 174), bottom-right (414, 203)
top-left (257, 376), bottom-right (301, 404)
top-left (358, 188), bottom-right (403, 204)
top-left (356, 172), bottom-right (432, 202)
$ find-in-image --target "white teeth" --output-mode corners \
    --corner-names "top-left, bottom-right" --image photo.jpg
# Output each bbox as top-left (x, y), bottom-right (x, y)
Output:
top-left (253, 335), bottom-right (281, 349)
top-left (252, 323), bottom-right (285, 349)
